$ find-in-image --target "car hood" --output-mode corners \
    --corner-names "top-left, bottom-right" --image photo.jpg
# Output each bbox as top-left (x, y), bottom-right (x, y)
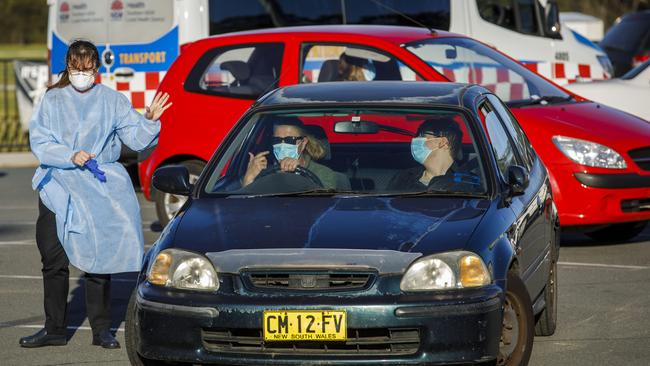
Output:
top-left (171, 196), bottom-right (489, 258)
top-left (511, 101), bottom-right (650, 159)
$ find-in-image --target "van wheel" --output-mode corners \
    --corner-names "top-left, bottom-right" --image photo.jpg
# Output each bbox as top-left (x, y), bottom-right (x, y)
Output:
top-left (154, 160), bottom-right (204, 227)
top-left (586, 221), bottom-right (647, 243)
top-left (125, 291), bottom-right (162, 366)
top-left (497, 273), bottom-right (534, 366)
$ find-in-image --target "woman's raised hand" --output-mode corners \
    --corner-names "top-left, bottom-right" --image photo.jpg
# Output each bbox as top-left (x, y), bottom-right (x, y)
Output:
top-left (72, 150), bottom-right (96, 166)
top-left (145, 92), bottom-right (172, 121)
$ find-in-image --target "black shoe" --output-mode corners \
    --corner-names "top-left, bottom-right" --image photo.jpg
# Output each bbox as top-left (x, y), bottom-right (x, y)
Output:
top-left (19, 328), bottom-right (67, 348)
top-left (92, 329), bottom-right (120, 349)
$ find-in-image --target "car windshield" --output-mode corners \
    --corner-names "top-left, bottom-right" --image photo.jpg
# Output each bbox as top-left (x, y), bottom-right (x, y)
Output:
top-left (204, 107), bottom-right (488, 197)
top-left (405, 37), bottom-right (572, 106)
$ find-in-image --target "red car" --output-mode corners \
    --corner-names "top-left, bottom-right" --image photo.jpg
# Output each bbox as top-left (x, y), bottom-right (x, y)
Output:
top-left (141, 25), bottom-right (650, 240)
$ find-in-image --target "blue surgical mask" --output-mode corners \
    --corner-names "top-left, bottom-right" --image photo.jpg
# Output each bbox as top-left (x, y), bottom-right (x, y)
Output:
top-left (273, 143), bottom-right (300, 161)
top-left (411, 137), bottom-right (432, 164)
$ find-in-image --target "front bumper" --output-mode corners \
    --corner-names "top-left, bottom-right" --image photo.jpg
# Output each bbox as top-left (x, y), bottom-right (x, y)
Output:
top-left (135, 284), bottom-right (503, 365)
top-left (548, 163), bottom-right (650, 226)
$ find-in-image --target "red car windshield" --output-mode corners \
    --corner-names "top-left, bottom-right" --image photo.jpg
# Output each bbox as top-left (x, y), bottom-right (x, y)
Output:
top-left (405, 37), bottom-right (572, 105)
top-left (205, 107), bottom-right (488, 197)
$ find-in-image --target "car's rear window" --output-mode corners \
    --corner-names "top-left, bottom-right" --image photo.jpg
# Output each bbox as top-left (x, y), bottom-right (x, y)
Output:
top-left (204, 107), bottom-right (488, 197)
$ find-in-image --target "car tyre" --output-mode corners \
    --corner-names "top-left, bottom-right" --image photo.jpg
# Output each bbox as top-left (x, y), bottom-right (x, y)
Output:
top-left (497, 272), bottom-right (534, 366)
top-left (534, 253), bottom-right (557, 336)
top-left (125, 290), bottom-right (164, 366)
top-left (154, 160), bottom-right (204, 227)
top-left (585, 221), bottom-right (647, 243)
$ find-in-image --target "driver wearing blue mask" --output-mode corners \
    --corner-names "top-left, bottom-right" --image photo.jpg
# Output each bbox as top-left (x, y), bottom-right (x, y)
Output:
top-left (242, 119), bottom-right (338, 189)
top-left (387, 118), bottom-right (465, 191)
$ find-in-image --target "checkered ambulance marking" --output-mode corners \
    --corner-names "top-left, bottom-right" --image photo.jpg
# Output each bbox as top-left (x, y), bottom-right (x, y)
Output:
top-left (96, 71), bottom-right (167, 110)
top-left (522, 62), bottom-right (608, 85)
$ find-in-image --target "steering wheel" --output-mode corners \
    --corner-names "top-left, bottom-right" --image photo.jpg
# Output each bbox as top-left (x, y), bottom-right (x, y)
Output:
top-left (259, 165), bottom-right (324, 188)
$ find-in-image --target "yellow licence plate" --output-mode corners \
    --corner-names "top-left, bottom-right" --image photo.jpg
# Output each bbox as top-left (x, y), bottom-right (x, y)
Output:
top-left (263, 310), bottom-right (347, 342)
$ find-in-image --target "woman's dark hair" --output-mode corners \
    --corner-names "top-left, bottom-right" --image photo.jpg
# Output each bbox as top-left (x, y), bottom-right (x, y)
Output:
top-left (417, 117), bottom-right (463, 160)
top-left (47, 40), bottom-right (100, 91)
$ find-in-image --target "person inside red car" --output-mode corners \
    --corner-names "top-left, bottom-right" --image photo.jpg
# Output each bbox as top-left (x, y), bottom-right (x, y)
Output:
top-left (338, 51), bottom-right (376, 81)
top-left (242, 118), bottom-right (339, 189)
top-left (387, 118), bottom-right (472, 191)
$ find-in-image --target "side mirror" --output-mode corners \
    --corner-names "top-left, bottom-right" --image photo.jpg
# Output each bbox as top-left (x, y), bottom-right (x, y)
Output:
top-left (507, 165), bottom-right (529, 197)
top-left (152, 165), bottom-right (193, 196)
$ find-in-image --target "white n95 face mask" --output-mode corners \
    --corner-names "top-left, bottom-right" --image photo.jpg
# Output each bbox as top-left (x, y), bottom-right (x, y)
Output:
top-left (70, 73), bottom-right (95, 91)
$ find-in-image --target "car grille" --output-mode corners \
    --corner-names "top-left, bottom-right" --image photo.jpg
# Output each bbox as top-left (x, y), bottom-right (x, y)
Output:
top-left (244, 271), bottom-right (373, 291)
top-left (201, 328), bottom-right (420, 355)
top-left (629, 147), bottom-right (650, 171)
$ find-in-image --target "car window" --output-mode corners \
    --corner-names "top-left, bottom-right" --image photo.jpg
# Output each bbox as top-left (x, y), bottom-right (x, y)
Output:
top-left (406, 38), bottom-right (531, 101)
top-left (185, 43), bottom-right (284, 99)
top-left (300, 44), bottom-right (419, 84)
top-left (476, 0), bottom-right (540, 35)
top-left (479, 101), bottom-right (519, 180)
top-left (486, 95), bottom-right (534, 169)
top-left (203, 107), bottom-right (488, 196)
top-left (405, 37), bottom-right (572, 105)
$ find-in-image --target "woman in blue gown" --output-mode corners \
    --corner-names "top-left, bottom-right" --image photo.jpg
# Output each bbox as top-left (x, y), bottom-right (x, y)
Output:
top-left (19, 40), bottom-right (171, 349)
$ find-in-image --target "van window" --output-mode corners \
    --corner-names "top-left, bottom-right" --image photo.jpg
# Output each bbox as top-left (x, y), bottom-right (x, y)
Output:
top-left (300, 44), bottom-right (418, 83)
top-left (208, 0), bottom-right (343, 35)
top-left (54, 0), bottom-right (174, 44)
top-left (207, 0), bottom-right (451, 35)
top-left (185, 43), bottom-right (284, 99)
top-left (344, 0), bottom-right (450, 30)
top-left (476, 0), bottom-right (540, 35)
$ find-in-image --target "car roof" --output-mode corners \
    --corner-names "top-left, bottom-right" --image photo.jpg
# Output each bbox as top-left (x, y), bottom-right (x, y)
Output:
top-left (256, 81), bottom-right (484, 108)
top-left (206, 25), bottom-right (462, 45)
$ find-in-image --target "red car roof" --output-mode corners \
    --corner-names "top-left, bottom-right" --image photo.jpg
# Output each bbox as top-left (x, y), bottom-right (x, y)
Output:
top-left (206, 25), bottom-right (463, 45)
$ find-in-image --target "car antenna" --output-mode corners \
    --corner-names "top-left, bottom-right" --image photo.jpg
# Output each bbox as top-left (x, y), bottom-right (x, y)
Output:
top-left (367, 0), bottom-right (437, 34)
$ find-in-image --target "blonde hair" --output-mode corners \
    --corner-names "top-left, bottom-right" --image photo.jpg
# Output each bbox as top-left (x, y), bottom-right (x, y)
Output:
top-left (338, 58), bottom-right (367, 81)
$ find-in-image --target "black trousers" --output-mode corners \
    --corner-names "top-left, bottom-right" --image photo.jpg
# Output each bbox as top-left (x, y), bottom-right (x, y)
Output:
top-left (36, 198), bottom-right (112, 336)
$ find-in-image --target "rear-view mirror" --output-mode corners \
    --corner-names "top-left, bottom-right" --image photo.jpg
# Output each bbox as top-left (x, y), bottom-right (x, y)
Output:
top-left (334, 120), bottom-right (379, 134)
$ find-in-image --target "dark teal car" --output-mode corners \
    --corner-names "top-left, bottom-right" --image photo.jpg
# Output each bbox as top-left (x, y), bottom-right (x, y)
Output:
top-left (125, 82), bottom-right (559, 366)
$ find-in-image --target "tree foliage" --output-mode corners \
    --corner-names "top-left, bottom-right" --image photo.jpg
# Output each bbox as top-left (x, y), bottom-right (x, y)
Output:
top-left (0, 0), bottom-right (48, 44)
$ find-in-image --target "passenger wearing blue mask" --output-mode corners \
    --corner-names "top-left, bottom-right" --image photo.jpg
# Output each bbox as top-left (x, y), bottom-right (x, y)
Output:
top-left (242, 119), bottom-right (338, 189)
top-left (387, 118), bottom-right (463, 191)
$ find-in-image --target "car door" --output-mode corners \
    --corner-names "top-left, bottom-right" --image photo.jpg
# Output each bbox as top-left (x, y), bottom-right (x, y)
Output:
top-left (479, 94), bottom-right (549, 300)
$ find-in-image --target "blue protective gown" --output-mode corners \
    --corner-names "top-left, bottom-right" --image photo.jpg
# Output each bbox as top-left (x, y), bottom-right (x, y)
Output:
top-left (29, 84), bottom-right (160, 274)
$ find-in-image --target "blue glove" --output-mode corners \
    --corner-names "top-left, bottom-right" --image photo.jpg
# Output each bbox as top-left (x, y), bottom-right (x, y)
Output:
top-left (84, 159), bottom-right (107, 182)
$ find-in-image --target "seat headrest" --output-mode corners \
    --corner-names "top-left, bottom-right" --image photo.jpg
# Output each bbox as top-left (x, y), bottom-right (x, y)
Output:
top-left (303, 124), bottom-right (331, 160)
top-left (317, 60), bottom-right (342, 83)
top-left (221, 60), bottom-right (250, 82)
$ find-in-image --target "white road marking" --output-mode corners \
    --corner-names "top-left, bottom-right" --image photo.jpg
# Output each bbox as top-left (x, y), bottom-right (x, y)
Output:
top-left (0, 240), bottom-right (34, 246)
top-left (558, 261), bottom-right (649, 270)
top-left (0, 274), bottom-right (135, 282)
top-left (0, 323), bottom-right (124, 332)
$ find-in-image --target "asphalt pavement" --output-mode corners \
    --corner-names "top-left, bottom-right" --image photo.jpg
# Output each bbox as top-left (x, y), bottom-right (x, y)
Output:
top-left (1, 167), bottom-right (649, 366)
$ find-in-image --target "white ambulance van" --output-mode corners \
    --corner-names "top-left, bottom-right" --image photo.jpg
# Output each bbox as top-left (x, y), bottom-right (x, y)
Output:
top-left (46, 1), bottom-right (610, 114)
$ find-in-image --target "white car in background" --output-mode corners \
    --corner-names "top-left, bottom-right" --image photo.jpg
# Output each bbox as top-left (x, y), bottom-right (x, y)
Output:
top-left (565, 60), bottom-right (650, 121)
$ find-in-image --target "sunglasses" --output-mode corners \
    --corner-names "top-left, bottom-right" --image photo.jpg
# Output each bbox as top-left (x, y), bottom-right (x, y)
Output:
top-left (272, 136), bottom-right (304, 145)
top-left (69, 70), bottom-right (96, 77)
top-left (418, 131), bottom-right (444, 139)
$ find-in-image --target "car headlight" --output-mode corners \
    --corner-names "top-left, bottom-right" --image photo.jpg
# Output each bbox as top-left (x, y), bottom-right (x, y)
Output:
top-left (400, 251), bottom-right (491, 291)
top-left (147, 249), bottom-right (219, 291)
top-left (552, 136), bottom-right (626, 169)
top-left (597, 55), bottom-right (614, 77)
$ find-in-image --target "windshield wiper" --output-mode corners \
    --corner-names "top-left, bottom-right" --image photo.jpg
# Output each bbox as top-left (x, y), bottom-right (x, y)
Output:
top-left (507, 95), bottom-right (573, 108)
top-left (229, 188), bottom-right (350, 198)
